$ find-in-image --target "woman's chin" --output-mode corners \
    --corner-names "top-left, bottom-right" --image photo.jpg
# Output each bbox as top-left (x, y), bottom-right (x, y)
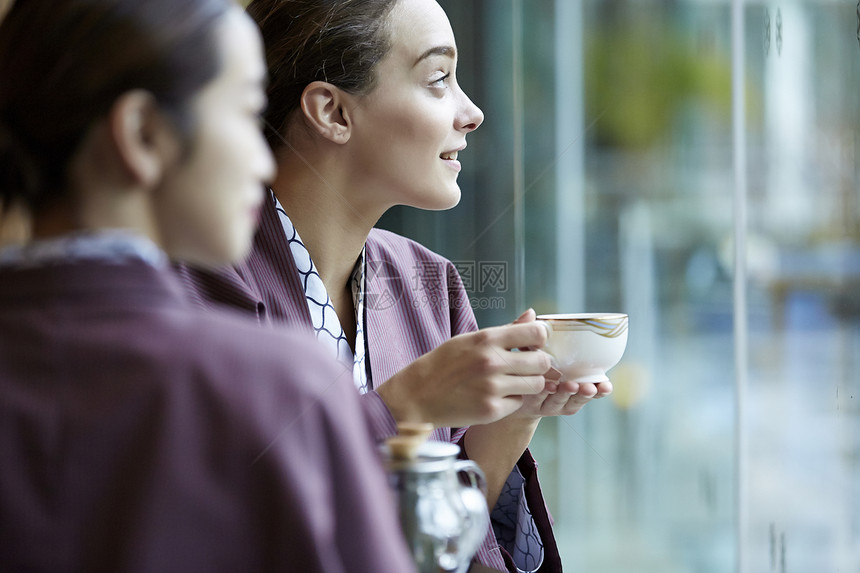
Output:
top-left (414, 188), bottom-right (462, 212)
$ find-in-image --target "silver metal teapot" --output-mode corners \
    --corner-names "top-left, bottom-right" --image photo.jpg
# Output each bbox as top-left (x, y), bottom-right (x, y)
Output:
top-left (382, 437), bottom-right (489, 573)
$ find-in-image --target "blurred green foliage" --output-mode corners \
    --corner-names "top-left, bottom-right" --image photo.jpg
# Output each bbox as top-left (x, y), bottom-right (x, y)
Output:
top-left (585, 19), bottom-right (733, 149)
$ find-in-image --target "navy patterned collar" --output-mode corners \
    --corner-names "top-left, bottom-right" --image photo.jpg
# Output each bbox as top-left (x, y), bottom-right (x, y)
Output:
top-left (271, 193), bottom-right (370, 393)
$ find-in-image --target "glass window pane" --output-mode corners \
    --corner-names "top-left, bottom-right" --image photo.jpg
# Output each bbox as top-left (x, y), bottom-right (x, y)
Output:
top-left (379, 1), bottom-right (860, 570)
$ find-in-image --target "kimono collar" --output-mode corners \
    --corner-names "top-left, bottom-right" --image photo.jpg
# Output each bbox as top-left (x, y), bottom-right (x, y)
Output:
top-left (0, 230), bottom-right (167, 269)
top-left (271, 192), bottom-right (370, 393)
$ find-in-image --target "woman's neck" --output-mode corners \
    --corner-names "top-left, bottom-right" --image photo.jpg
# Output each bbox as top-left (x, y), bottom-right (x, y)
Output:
top-left (270, 156), bottom-right (383, 295)
top-left (30, 191), bottom-right (160, 247)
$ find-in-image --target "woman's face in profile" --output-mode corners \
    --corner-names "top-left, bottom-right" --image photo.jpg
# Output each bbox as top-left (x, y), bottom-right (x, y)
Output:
top-left (346, 0), bottom-right (484, 212)
top-left (155, 9), bottom-right (275, 267)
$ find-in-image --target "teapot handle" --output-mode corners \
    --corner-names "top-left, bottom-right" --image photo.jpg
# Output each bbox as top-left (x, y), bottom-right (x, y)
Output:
top-left (453, 460), bottom-right (487, 495)
top-left (449, 460), bottom-right (490, 573)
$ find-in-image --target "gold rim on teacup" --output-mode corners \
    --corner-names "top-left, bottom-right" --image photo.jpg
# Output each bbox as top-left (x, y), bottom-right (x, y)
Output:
top-left (537, 313), bottom-right (628, 338)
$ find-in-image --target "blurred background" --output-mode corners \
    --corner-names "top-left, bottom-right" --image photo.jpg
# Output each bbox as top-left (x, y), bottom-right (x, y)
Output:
top-left (4, 0), bottom-right (855, 570)
top-left (377, 1), bottom-right (860, 571)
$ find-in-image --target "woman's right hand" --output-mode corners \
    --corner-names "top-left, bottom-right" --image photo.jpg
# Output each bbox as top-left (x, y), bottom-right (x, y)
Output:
top-left (375, 321), bottom-right (552, 428)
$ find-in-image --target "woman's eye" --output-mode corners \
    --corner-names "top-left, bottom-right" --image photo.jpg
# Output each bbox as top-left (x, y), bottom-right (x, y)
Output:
top-left (431, 73), bottom-right (450, 87)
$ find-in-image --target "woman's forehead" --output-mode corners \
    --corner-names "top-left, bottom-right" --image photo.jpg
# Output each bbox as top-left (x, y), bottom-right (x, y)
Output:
top-left (203, 10), bottom-right (266, 98)
top-left (220, 11), bottom-right (266, 79)
top-left (386, 0), bottom-right (455, 63)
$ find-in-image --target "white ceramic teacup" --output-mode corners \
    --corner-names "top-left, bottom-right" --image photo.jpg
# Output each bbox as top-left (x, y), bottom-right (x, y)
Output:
top-left (536, 313), bottom-right (629, 383)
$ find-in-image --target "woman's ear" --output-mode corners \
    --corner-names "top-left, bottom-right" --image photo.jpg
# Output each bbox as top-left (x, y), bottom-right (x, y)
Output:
top-left (299, 81), bottom-right (351, 144)
top-left (108, 90), bottom-right (181, 187)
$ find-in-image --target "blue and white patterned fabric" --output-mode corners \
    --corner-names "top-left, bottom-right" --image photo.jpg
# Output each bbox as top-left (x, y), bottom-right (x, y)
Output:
top-left (491, 467), bottom-right (545, 573)
top-left (273, 195), bottom-right (370, 393)
top-left (0, 230), bottom-right (167, 269)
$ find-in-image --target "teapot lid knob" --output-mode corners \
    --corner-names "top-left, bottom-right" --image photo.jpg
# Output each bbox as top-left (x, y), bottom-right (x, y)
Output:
top-left (386, 422), bottom-right (434, 460)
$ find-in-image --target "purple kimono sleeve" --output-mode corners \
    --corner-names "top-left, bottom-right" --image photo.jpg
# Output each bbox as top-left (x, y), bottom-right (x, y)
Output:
top-left (359, 390), bottom-right (398, 442)
top-left (259, 363), bottom-right (417, 573)
top-left (446, 263), bottom-right (563, 573)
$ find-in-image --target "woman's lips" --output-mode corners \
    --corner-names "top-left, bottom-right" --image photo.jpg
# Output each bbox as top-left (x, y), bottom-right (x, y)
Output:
top-left (440, 150), bottom-right (461, 172)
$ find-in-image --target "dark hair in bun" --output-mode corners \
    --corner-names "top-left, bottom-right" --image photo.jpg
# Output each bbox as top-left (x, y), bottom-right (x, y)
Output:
top-left (246, 0), bottom-right (399, 149)
top-left (0, 0), bottom-right (231, 211)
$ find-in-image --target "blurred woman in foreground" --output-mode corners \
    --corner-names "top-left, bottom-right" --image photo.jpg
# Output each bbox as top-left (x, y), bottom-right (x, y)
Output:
top-left (0, 1), bottom-right (415, 571)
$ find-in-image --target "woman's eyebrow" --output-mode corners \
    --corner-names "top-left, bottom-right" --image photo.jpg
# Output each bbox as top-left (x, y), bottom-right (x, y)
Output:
top-left (413, 45), bottom-right (456, 67)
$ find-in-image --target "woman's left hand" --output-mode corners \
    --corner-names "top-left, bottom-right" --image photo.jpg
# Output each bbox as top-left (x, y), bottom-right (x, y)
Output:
top-left (513, 379), bottom-right (613, 419)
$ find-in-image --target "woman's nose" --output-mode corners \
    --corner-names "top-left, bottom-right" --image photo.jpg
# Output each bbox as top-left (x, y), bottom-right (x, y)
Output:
top-left (458, 90), bottom-right (484, 133)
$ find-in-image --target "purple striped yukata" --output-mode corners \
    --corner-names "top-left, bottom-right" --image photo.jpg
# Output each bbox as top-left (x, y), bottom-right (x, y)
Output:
top-left (175, 193), bottom-right (563, 573)
top-left (0, 235), bottom-right (418, 573)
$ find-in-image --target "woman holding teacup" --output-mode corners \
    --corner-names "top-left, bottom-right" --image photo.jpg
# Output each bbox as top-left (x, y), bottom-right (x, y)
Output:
top-left (179, 0), bottom-right (612, 570)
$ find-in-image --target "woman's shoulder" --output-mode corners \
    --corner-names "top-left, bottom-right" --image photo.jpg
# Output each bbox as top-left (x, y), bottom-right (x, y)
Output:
top-left (367, 228), bottom-right (454, 265)
top-left (160, 305), bottom-right (352, 404)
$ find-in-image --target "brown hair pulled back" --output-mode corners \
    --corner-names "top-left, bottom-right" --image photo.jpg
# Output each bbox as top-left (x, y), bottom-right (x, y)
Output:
top-left (246, 0), bottom-right (400, 149)
top-left (0, 0), bottom-right (231, 212)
